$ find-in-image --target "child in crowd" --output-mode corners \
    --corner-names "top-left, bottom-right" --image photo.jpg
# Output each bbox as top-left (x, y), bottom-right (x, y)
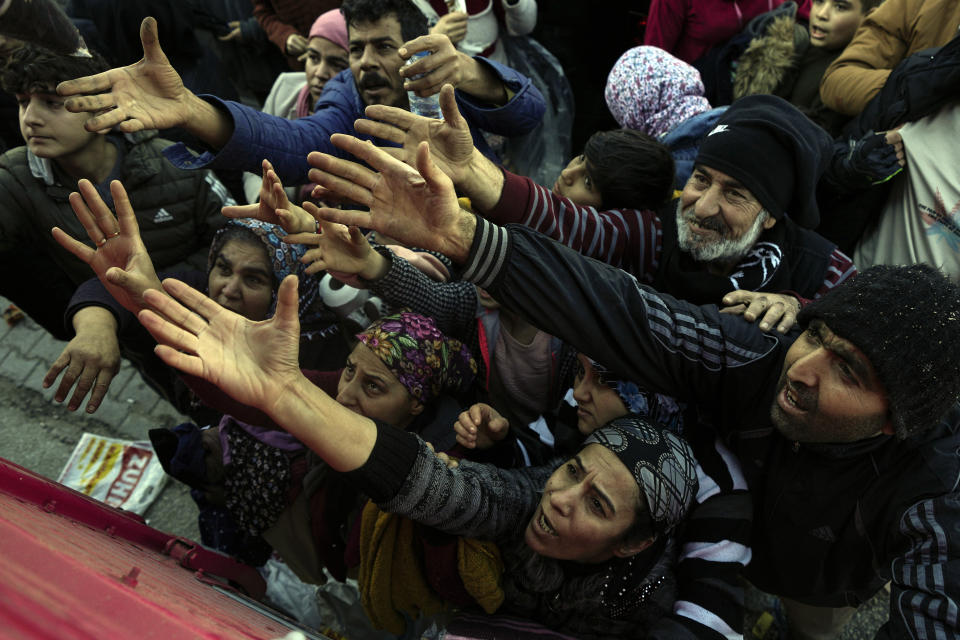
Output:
top-left (605, 45), bottom-right (727, 188)
top-left (0, 44), bottom-right (233, 339)
top-left (733, 0), bottom-right (882, 135)
top-left (241, 9), bottom-right (349, 203)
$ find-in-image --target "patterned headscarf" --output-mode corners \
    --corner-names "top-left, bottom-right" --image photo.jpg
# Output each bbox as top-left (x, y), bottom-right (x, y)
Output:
top-left (588, 358), bottom-right (684, 433)
top-left (357, 311), bottom-right (477, 403)
top-left (604, 46), bottom-right (712, 138)
top-left (207, 218), bottom-right (324, 325)
top-left (584, 418), bottom-right (698, 536)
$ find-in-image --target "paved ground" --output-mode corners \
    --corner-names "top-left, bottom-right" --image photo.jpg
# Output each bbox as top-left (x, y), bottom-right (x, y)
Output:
top-left (0, 294), bottom-right (199, 539)
top-left (0, 295), bottom-right (890, 637)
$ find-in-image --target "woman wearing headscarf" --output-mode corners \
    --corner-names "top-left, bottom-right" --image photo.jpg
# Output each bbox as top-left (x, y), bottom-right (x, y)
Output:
top-left (124, 272), bottom-right (704, 638)
top-left (49, 178), bottom-right (347, 422)
top-left (604, 45), bottom-right (727, 188)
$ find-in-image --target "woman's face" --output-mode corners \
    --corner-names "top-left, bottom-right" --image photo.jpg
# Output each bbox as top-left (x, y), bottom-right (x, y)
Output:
top-left (525, 444), bottom-right (643, 563)
top-left (336, 343), bottom-right (424, 427)
top-left (572, 354), bottom-right (629, 435)
top-left (208, 238), bottom-right (273, 321)
top-left (304, 36), bottom-right (349, 103)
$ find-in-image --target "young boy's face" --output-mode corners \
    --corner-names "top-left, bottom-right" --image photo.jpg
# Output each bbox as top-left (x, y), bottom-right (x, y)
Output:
top-left (553, 153), bottom-right (603, 209)
top-left (809, 0), bottom-right (865, 50)
top-left (17, 88), bottom-right (97, 159)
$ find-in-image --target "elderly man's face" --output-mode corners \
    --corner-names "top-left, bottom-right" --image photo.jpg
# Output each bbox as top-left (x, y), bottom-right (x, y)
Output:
top-left (770, 320), bottom-right (892, 443)
top-left (677, 165), bottom-right (777, 265)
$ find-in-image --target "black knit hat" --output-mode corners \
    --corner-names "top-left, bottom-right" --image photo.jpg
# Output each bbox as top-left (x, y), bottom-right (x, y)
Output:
top-left (797, 264), bottom-right (960, 439)
top-left (694, 94), bottom-right (832, 228)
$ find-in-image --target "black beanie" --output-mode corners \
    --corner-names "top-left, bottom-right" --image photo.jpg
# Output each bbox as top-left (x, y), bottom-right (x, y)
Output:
top-left (797, 264), bottom-right (960, 439)
top-left (694, 94), bottom-right (832, 229)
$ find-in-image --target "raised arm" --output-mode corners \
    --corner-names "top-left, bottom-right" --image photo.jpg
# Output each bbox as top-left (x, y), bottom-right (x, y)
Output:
top-left (354, 88), bottom-right (658, 275)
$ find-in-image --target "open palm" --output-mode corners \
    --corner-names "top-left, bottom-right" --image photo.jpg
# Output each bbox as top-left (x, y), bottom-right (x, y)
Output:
top-left (52, 179), bottom-right (162, 314)
top-left (140, 277), bottom-right (303, 415)
top-left (58, 17), bottom-right (194, 134)
top-left (306, 135), bottom-right (474, 262)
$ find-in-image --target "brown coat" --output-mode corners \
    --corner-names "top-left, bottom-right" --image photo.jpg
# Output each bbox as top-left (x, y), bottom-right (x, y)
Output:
top-left (820, 0), bottom-right (960, 116)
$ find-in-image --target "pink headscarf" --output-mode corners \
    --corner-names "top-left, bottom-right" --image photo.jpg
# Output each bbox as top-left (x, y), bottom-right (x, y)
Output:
top-left (604, 46), bottom-right (712, 138)
top-left (308, 9), bottom-right (349, 52)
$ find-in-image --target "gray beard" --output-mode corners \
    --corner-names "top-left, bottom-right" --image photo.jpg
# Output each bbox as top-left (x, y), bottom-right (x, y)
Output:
top-left (675, 200), bottom-right (770, 265)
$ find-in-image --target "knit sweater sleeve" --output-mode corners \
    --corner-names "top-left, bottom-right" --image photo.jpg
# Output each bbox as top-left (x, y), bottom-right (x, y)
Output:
top-left (483, 169), bottom-right (662, 280)
top-left (346, 420), bottom-right (553, 540)
top-left (366, 247), bottom-right (479, 342)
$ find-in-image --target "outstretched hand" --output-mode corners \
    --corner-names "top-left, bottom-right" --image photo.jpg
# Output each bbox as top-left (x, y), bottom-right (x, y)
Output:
top-left (356, 84), bottom-right (475, 184)
top-left (223, 158), bottom-right (316, 233)
top-left (286, 208), bottom-right (386, 279)
top-left (720, 290), bottom-right (802, 333)
top-left (43, 306), bottom-right (121, 414)
top-left (57, 17), bottom-right (197, 134)
top-left (138, 276), bottom-right (303, 415)
top-left (306, 134), bottom-right (476, 263)
top-left (52, 179), bottom-right (162, 315)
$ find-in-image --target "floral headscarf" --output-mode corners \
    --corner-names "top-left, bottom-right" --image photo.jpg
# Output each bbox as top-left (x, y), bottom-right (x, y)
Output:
top-left (604, 46), bottom-right (712, 138)
top-left (588, 357), bottom-right (685, 436)
top-left (357, 311), bottom-right (477, 403)
top-left (207, 218), bottom-right (325, 326)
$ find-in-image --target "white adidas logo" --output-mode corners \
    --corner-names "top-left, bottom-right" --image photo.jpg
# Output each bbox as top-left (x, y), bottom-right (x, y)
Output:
top-left (152, 208), bottom-right (174, 224)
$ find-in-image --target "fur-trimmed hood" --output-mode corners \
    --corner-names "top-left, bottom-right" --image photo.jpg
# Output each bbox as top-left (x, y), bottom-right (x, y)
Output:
top-left (733, 2), bottom-right (809, 99)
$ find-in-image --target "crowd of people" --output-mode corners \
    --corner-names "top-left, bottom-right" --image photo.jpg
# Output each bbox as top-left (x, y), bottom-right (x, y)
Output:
top-left (2, 0), bottom-right (959, 638)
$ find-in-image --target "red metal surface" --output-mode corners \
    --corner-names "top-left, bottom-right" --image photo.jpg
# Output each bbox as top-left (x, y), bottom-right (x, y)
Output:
top-left (0, 457), bottom-right (304, 640)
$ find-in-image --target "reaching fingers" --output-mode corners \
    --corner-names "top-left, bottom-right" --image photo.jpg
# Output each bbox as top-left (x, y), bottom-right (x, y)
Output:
top-left (284, 232), bottom-right (320, 246)
top-left (307, 168), bottom-right (377, 207)
top-left (139, 305), bottom-right (201, 358)
top-left (84, 378), bottom-right (113, 413)
top-left (327, 134), bottom-right (411, 177)
top-left (310, 206), bottom-right (374, 230)
top-left (139, 17), bottom-right (171, 65)
top-left (51, 226), bottom-right (96, 264)
top-left (273, 275), bottom-right (301, 328)
top-left (221, 202), bottom-right (261, 220)
top-left (78, 179), bottom-right (120, 237)
top-left (438, 84), bottom-right (465, 126)
top-left (84, 106), bottom-right (131, 134)
top-left (110, 180), bottom-right (140, 237)
top-left (353, 118), bottom-right (408, 145)
top-left (152, 343), bottom-right (204, 377)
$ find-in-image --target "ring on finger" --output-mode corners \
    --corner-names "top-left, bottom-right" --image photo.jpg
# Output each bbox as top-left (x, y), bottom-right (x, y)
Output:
top-left (96, 237), bottom-right (108, 247)
top-left (107, 230), bottom-right (120, 238)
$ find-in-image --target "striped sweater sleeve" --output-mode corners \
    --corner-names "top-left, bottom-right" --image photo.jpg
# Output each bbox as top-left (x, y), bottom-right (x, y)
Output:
top-left (814, 248), bottom-right (857, 299)
top-left (876, 492), bottom-right (960, 639)
top-left (650, 433), bottom-right (753, 639)
top-left (483, 170), bottom-right (663, 282)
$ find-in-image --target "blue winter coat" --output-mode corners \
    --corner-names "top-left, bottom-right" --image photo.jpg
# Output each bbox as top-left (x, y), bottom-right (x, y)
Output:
top-left (163, 57), bottom-right (546, 184)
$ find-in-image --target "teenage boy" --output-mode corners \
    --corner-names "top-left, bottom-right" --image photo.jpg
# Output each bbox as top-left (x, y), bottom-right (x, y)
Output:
top-left (0, 45), bottom-right (232, 339)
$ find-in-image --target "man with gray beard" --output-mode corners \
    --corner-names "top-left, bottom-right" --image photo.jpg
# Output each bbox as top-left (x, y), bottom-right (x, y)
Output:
top-left (353, 92), bottom-right (854, 333)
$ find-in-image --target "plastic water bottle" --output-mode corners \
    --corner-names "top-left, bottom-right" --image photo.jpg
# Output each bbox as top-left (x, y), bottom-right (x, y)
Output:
top-left (403, 51), bottom-right (443, 120)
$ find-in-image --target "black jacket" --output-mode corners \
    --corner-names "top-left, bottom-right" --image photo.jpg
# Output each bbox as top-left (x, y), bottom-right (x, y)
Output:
top-left (461, 218), bottom-right (960, 640)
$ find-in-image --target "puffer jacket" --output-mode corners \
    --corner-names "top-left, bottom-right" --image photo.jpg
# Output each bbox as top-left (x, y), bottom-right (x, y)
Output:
top-left (161, 59), bottom-right (546, 186)
top-left (0, 129), bottom-right (231, 286)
